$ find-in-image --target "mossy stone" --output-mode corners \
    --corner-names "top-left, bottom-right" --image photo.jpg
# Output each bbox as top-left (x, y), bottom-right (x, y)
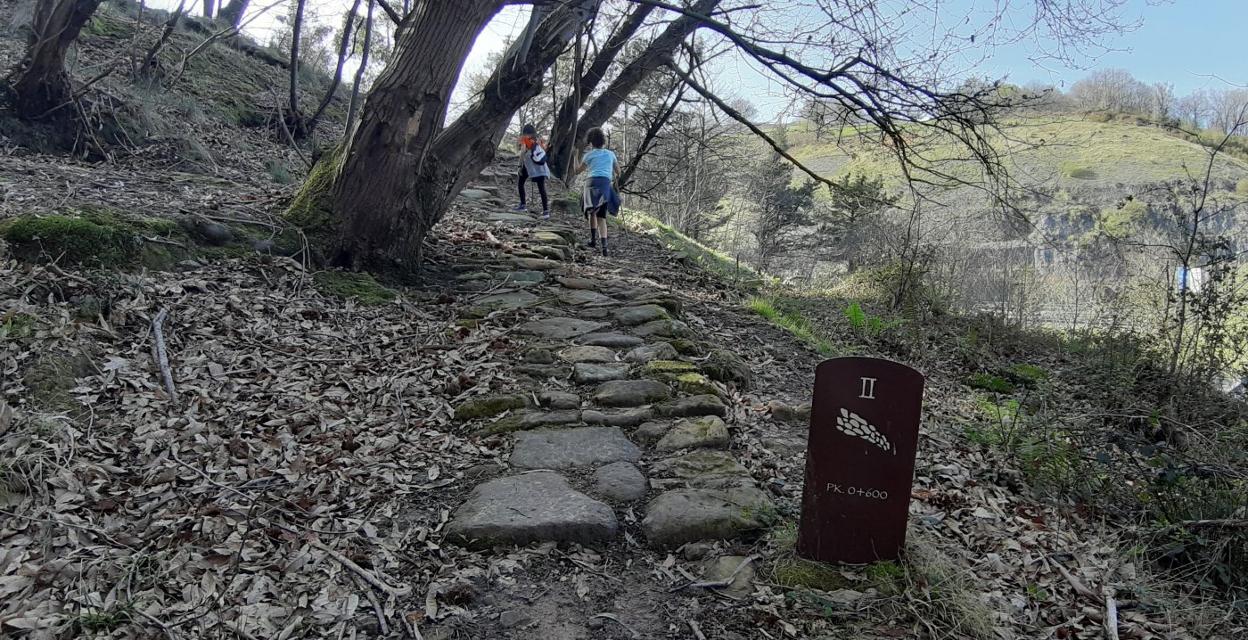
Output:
top-left (675, 372), bottom-right (719, 396)
top-left (642, 360), bottom-right (698, 376)
top-left (454, 394), bottom-right (531, 422)
top-left (668, 339), bottom-right (704, 356)
top-left (703, 349), bottom-right (751, 389)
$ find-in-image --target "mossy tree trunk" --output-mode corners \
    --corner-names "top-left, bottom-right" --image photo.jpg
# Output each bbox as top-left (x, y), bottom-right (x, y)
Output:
top-left (548, 0), bottom-right (720, 181)
top-left (8, 0), bottom-right (104, 120)
top-left (323, 0), bottom-right (596, 275)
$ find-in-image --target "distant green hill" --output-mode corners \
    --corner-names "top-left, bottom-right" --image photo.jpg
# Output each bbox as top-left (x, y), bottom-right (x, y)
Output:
top-left (784, 113), bottom-right (1248, 195)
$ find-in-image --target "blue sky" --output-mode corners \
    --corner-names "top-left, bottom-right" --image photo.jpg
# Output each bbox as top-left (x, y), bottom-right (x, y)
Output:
top-left (978, 0), bottom-right (1246, 93)
top-left (710, 0), bottom-right (1248, 120)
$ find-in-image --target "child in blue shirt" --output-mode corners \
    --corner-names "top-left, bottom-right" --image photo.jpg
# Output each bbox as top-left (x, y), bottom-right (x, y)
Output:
top-left (576, 127), bottom-right (619, 256)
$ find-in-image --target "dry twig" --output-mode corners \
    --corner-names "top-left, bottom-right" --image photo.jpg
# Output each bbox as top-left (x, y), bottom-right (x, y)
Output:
top-left (150, 308), bottom-right (179, 406)
top-left (309, 538), bottom-right (412, 599)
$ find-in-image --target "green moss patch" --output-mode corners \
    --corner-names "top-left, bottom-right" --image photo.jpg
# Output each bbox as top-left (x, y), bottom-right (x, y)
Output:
top-left (643, 360), bottom-right (699, 375)
top-left (312, 271), bottom-right (396, 305)
top-left (771, 556), bottom-right (853, 591)
top-left (675, 372), bottom-right (719, 396)
top-left (1, 209), bottom-right (189, 268)
top-left (1007, 363), bottom-right (1049, 387)
top-left (453, 393), bottom-right (530, 422)
top-left (965, 372), bottom-right (1015, 394)
top-left (285, 145), bottom-right (344, 238)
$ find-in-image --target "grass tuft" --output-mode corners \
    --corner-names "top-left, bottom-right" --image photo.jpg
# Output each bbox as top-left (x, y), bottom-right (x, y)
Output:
top-left (748, 297), bottom-right (836, 355)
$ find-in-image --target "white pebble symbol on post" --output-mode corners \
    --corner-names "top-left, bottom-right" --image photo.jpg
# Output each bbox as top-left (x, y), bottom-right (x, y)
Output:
top-left (834, 407), bottom-right (894, 454)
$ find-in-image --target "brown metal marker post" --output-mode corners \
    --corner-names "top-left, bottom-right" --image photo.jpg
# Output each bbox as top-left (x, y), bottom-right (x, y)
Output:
top-left (796, 357), bottom-right (925, 564)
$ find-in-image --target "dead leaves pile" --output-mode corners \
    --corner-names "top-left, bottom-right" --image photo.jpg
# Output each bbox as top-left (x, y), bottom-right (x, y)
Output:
top-left (0, 258), bottom-right (513, 638)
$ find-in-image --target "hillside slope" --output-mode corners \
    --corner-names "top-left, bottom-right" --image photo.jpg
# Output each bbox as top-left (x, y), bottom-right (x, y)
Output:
top-left (789, 114), bottom-right (1248, 194)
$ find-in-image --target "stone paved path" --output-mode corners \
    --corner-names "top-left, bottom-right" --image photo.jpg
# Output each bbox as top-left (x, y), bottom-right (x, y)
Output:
top-left (443, 169), bottom-right (772, 554)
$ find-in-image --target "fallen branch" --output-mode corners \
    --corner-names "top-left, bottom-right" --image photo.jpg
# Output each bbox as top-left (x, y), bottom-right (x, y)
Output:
top-left (310, 538), bottom-right (412, 598)
top-left (1105, 593), bottom-right (1120, 640)
top-left (670, 555), bottom-right (758, 592)
top-left (1051, 559), bottom-right (1097, 601)
top-left (150, 308), bottom-right (179, 406)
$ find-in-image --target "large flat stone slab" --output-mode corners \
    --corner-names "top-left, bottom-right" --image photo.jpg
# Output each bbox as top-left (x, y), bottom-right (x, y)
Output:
top-left (581, 408), bottom-right (654, 427)
top-left (511, 257), bottom-right (561, 271)
top-left (614, 304), bottom-right (670, 326)
top-left (556, 276), bottom-right (601, 290)
top-left (625, 342), bottom-right (679, 363)
top-left (580, 333), bottom-right (645, 348)
top-left (593, 379), bottom-right (671, 407)
top-left (510, 427), bottom-right (641, 469)
top-left (518, 317), bottom-right (608, 339)
top-left (651, 450), bottom-right (749, 479)
top-left (654, 394), bottom-right (727, 418)
top-left (593, 462), bottom-right (648, 502)
top-left (446, 472), bottom-right (618, 548)
top-left (559, 345), bottom-right (617, 363)
top-left (559, 289), bottom-right (615, 306)
top-left (487, 212), bottom-right (537, 224)
top-left (642, 488), bottom-right (771, 548)
top-left (655, 416), bottom-right (730, 452)
top-left (502, 270), bottom-right (547, 285)
top-left (480, 410), bottom-right (582, 435)
top-left (633, 319), bottom-right (694, 339)
top-left (573, 362), bottom-right (632, 384)
top-left (472, 290), bottom-right (538, 311)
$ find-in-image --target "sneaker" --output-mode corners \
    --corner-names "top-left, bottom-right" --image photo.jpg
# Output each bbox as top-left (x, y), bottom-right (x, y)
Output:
top-left (541, 210), bottom-right (550, 219)
top-left (512, 203), bottom-right (527, 211)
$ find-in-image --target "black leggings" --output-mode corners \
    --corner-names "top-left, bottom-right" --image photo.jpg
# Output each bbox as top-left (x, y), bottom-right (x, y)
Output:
top-left (518, 169), bottom-right (548, 210)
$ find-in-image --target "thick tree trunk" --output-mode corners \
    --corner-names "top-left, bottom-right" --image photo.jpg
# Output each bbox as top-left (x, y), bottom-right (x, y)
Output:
top-left (306, 0), bottom-right (362, 136)
top-left (549, 0), bottom-right (719, 179)
top-left (202, 0), bottom-right (214, 18)
top-left (548, 3), bottom-right (654, 176)
top-left (327, 0), bottom-right (596, 273)
top-left (8, 0), bottom-right (104, 120)
top-left (218, 0), bottom-right (250, 27)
